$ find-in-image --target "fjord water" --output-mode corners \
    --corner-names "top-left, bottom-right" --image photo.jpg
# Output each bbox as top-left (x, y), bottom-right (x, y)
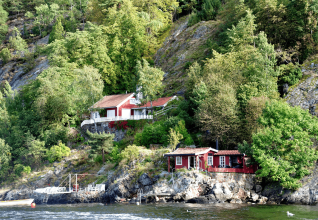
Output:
top-left (0, 203), bottom-right (317, 220)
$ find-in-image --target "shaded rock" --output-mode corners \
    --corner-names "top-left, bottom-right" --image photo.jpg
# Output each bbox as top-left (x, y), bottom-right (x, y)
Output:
top-left (138, 173), bottom-right (153, 186)
top-left (186, 196), bottom-right (209, 204)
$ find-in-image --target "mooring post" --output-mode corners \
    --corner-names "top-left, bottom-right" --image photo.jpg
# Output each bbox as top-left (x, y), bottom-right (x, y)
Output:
top-left (69, 174), bottom-right (71, 192)
top-left (75, 174), bottom-right (78, 192)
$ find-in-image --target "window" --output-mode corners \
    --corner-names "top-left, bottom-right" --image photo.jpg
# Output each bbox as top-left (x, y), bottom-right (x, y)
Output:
top-left (208, 156), bottom-right (213, 166)
top-left (220, 156), bottom-right (225, 167)
top-left (176, 156), bottom-right (182, 165)
top-left (130, 98), bottom-right (136, 104)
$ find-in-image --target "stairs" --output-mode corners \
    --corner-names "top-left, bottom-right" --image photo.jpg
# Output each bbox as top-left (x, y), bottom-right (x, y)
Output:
top-left (154, 105), bottom-right (178, 120)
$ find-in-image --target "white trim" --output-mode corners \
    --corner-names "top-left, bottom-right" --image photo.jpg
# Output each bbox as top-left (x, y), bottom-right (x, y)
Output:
top-left (220, 156), bottom-right (225, 168)
top-left (208, 156), bottom-right (213, 166)
top-left (188, 156), bottom-right (190, 169)
top-left (194, 148), bottom-right (218, 155)
top-left (116, 93), bottom-right (135, 108)
top-left (163, 95), bottom-right (178, 107)
top-left (176, 156), bottom-right (182, 165)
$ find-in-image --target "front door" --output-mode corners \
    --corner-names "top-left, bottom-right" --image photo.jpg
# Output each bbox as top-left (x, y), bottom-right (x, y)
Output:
top-left (188, 156), bottom-right (196, 169)
top-left (107, 110), bottom-right (115, 119)
top-left (220, 156), bottom-right (225, 168)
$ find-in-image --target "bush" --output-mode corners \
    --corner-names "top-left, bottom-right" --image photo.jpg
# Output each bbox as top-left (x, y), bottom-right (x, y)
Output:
top-left (14, 164), bottom-right (31, 177)
top-left (14, 164), bottom-right (24, 177)
top-left (0, 48), bottom-right (11, 64)
top-left (279, 63), bottom-right (302, 86)
top-left (94, 154), bottom-right (103, 164)
top-left (120, 145), bottom-right (141, 164)
top-left (47, 142), bottom-right (71, 163)
top-left (188, 12), bottom-right (202, 26)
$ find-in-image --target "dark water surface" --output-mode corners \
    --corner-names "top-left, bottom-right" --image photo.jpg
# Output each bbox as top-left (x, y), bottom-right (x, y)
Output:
top-left (0, 203), bottom-right (317, 220)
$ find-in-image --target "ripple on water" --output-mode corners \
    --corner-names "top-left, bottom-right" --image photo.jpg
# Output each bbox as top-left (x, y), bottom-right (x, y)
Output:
top-left (0, 203), bottom-right (317, 220)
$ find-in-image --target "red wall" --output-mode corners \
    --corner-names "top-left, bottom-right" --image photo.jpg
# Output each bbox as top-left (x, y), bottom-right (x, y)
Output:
top-left (175, 156), bottom-right (189, 169)
top-left (118, 97), bottom-right (136, 116)
top-left (171, 152), bottom-right (258, 174)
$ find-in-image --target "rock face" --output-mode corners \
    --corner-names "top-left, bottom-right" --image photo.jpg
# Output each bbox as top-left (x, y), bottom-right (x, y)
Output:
top-left (0, 34), bottom-right (50, 90)
top-left (285, 74), bottom-right (318, 114)
top-left (153, 17), bottom-right (220, 95)
top-left (261, 164), bottom-right (318, 205)
top-left (82, 123), bottom-right (127, 142)
top-left (103, 170), bottom-right (266, 204)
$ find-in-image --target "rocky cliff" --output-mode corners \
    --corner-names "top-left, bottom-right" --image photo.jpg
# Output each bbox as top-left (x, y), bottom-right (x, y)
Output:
top-left (154, 17), bottom-right (219, 96)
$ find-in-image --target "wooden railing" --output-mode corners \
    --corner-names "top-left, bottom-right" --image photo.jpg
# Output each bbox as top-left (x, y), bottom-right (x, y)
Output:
top-left (154, 105), bottom-right (178, 118)
top-left (81, 115), bottom-right (153, 127)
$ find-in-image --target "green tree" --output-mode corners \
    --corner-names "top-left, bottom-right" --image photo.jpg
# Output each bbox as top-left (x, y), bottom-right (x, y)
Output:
top-left (0, 138), bottom-right (11, 172)
top-left (251, 100), bottom-right (318, 189)
top-left (49, 17), bottom-right (65, 43)
top-left (120, 144), bottom-right (141, 164)
top-left (0, 48), bottom-right (11, 64)
top-left (168, 128), bottom-right (183, 149)
top-left (136, 59), bottom-right (164, 115)
top-left (0, 0), bottom-right (8, 43)
top-left (9, 27), bottom-right (28, 57)
top-left (47, 141), bottom-right (71, 162)
top-left (87, 130), bottom-right (114, 163)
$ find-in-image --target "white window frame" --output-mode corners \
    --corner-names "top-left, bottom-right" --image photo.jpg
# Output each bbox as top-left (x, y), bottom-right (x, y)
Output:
top-left (208, 156), bottom-right (213, 166)
top-left (130, 98), bottom-right (136, 104)
top-left (176, 156), bottom-right (182, 165)
top-left (220, 156), bottom-right (225, 168)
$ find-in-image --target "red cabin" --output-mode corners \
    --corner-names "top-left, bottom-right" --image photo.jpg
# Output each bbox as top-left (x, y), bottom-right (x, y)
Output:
top-left (164, 147), bottom-right (258, 174)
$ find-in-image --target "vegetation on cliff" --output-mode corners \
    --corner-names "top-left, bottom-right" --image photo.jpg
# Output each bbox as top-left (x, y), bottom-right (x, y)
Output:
top-left (0, 0), bottom-right (318, 189)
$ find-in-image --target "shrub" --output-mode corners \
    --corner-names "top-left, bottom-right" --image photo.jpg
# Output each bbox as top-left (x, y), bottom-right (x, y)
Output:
top-left (279, 63), bottom-right (302, 86)
top-left (47, 142), bottom-right (71, 163)
top-left (120, 145), bottom-right (141, 164)
top-left (14, 164), bottom-right (24, 177)
top-left (94, 155), bottom-right (103, 164)
top-left (0, 48), bottom-right (11, 64)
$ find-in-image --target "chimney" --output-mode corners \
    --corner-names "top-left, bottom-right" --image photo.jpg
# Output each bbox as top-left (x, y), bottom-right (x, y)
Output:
top-left (216, 138), bottom-right (219, 150)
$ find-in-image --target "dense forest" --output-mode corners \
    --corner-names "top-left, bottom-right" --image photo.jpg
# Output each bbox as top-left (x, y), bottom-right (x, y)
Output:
top-left (1, 0), bottom-right (318, 189)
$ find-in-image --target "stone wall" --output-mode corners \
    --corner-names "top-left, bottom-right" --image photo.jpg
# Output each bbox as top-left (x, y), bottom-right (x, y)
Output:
top-left (82, 122), bottom-right (127, 142)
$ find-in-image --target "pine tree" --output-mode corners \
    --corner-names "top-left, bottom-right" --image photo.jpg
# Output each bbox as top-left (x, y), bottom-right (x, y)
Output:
top-left (49, 17), bottom-right (65, 43)
top-left (87, 130), bottom-right (114, 163)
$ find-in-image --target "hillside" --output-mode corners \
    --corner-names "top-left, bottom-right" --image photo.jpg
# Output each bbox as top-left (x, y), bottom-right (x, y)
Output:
top-left (1, 0), bottom-right (318, 201)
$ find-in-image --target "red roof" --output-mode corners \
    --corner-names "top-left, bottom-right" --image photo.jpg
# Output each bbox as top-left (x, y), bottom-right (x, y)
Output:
top-left (214, 150), bottom-right (243, 156)
top-left (93, 93), bottom-right (133, 108)
top-left (164, 147), bottom-right (217, 156)
top-left (136, 97), bottom-right (174, 108)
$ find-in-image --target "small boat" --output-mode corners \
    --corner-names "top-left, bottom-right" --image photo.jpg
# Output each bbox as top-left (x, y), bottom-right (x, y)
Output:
top-left (0, 199), bottom-right (34, 206)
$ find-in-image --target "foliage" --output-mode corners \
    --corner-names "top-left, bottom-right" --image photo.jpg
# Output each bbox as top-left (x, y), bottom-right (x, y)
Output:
top-left (187, 0), bottom-right (221, 26)
top-left (9, 27), bottom-right (27, 57)
top-left (0, 48), bottom-right (11, 64)
top-left (49, 17), bottom-right (65, 43)
top-left (136, 59), bottom-right (165, 108)
top-left (134, 117), bottom-right (193, 147)
top-left (87, 130), bottom-right (115, 163)
top-left (251, 100), bottom-right (318, 189)
top-left (0, 0), bottom-right (8, 43)
top-left (168, 128), bottom-right (183, 149)
top-left (0, 138), bottom-right (11, 170)
top-left (47, 141), bottom-right (71, 163)
top-left (278, 63), bottom-right (303, 86)
top-left (120, 144), bottom-right (141, 164)
top-left (190, 11), bottom-right (279, 147)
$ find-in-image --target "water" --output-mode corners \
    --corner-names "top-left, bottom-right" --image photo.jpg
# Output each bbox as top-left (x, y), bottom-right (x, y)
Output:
top-left (0, 203), bottom-right (317, 220)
